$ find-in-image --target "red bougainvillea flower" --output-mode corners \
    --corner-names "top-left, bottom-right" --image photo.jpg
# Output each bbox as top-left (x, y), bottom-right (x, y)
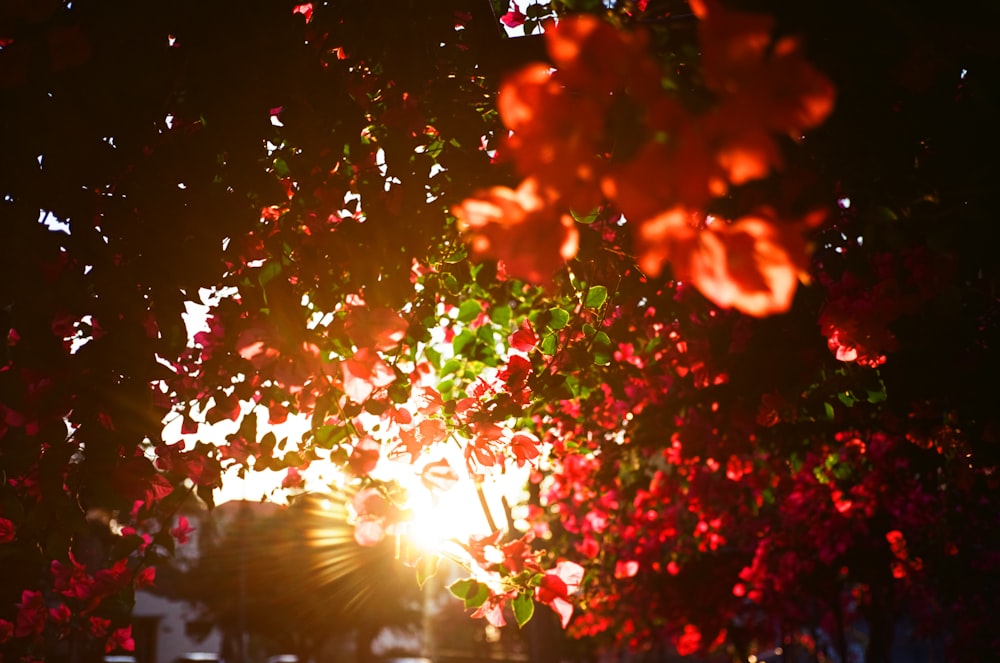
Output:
top-left (675, 623), bottom-right (703, 656)
top-left (292, 3), bottom-right (313, 23)
top-left (452, 177), bottom-right (579, 286)
top-left (498, 17), bottom-right (661, 212)
top-left (0, 619), bottom-right (13, 643)
top-left (105, 626), bottom-right (135, 653)
top-left (170, 515), bottom-right (195, 545)
top-left (544, 15), bottom-right (660, 100)
top-left (341, 347), bottom-right (396, 403)
top-left (498, 64), bottom-right (608, 212)
top-left (509, 432), bottom-right (542, 467)
top-left (135, 566), bottom-right (156, 589)
top-left (51, 552), bottom-right (94, 601)
top-left (500, 2), bottom-right (526, 28)
top-left (352, 487), bottom-right (402, 546)
top-left (0, 517), bottom-right (14, 543)
top-left (509, 320), bottom-right (538, 353)
top-left (535, 560), bottom-right (585, 627)
top-left (344, 306), bottom-right (409, 351)
top-left (420, 458), bottom-right (459, 493)
top-left (348, 436), bottom-right (381, 476)
top-left (15, 590), bottom-right (47, 638)
top-left (691, 0), bottom-right (834, 134)
top-left (637, 208), bottom-right (821, 316)
top-left (471, 594), bottom-right (508, 628)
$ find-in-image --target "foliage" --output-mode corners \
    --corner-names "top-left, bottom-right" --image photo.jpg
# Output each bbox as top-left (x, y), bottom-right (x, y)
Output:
top-left (0, 0), bottom-right (998, 662)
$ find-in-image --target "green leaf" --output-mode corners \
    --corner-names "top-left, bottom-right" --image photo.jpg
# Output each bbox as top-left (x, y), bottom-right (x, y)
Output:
top-left (448, 578), bottom-right (475, 600)
top-left (364, 399), bottom-right (388, 415)
top-left (448, 578), bottom-right (489, 609)
top-left (458, 300), bottom-right (483, 323)
top-left (585, 286), bottom-right (608, 309)
top-left (442, 273), bottom-right (460, 293)
top-left (540, 334), bottom-right (558, 355)
top-left (444, 246), bottom-right (468, 264)
top-left (570, 208), bottom-right (600, 224)
top-left (837, 391), bottom-right (855, 407)
top-left (866, 385), bottom-right (887, 403)
top-left (452, 329), bottom-right (475, 355)
top-left (441, 358), bottom-right (462, 376)
top-left (491, 305), bottom-right (511, 327)
top-left (823, 402), bottom-right (835, 420)
top-left (513, 592), bottom-right (535, 628)
top-left (592, 331), bottom-right (612, 365)
top-left (258, 261), bottom-right (282, 288)
top-left (313, 424), bottom-right (348, 450)
top-left (416, 555), bottom-right (440, 589)
top-left (548, 307), bottom-right (570, 330)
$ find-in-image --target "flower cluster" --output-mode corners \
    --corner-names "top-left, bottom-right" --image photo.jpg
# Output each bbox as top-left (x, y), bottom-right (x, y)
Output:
top-left (456, 4), bottom-right (835, 316)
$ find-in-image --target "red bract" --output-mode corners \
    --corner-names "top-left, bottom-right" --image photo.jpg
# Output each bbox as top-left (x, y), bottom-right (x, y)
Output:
top-left (636, 209), bottom-right (821, 316)
top-left (14, 590), bottom-right (46, 638)
top-left (345, 306), bottom-right (409, 351)
top-left (500, 3), bottom-right (526, 28)
top-left (349, 437), bottom-right (381, 476)
top-left (341, 347), bottom-right (396, 403)
top-left (52, 553), bottom-right (94, 601)
top-left (352, 488), bottom-right (402, 547)
top-left (509, 320), bottom-right (538, 353)
top-left (452, 178), bottom-right (580, 286)
top-left (420, 458), bottom-right (459, 492)
top-left (0, 517), bottom-right (14, 543)
top-left (535, 560), bottom-right (584, 627)
top-left (171, 516), bottom-right (195, 545)
top-left (509, 433), bottom-right (541, 467)
top-left (105, 626), bottom-right (134, 653)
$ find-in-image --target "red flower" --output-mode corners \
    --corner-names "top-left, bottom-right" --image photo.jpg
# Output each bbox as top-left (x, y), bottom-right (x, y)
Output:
top-left (0, 517), bottom-right (15, 543)
top-left (348, 437), bottom-right (381, 477)
top-left (535, 560), bottom-right (584, 627)
top-left (509, 320), bottom-right (538, 353)
top-left (105, 626), bottom-right (135, 653)
top-left (135, 566), bottom-right (156, 589)
top-left (52, 553), bottom-right (94, 601)
top-left (452, 178), bottom-right (579, 286)
top-left (509, 433), bottom-right (541, 467)
top-left (341, 347), bottom-right (396, 403)
top-left (352, 488), bottom-right (402, 546)
top-left (171, 515), bottom-right (195, 545)
top-left (471, 595), bottom-right (508, 628)
top-left (636, 208), bottom-right (820, 317)
top-left (345, 306), bottom-right (409, 351)
top-left (420, 458), bottom-right (459, 493)
top-left (675, 623), bottom-right (702, 656)
top-left (15, 590), bottom-right (47, 638)
top-left (292, 3), bottom-right (313, 23)
top-left (0, 618), bottom-right (13, 643)
top-left (89, 616), bottom-right (111, 638)
top-left (500, 3), bottom-right (526, 28)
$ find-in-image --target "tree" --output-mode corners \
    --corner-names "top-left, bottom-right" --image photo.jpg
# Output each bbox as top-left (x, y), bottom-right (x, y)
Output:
top-left (0, 0), bottom-right (997, 662)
